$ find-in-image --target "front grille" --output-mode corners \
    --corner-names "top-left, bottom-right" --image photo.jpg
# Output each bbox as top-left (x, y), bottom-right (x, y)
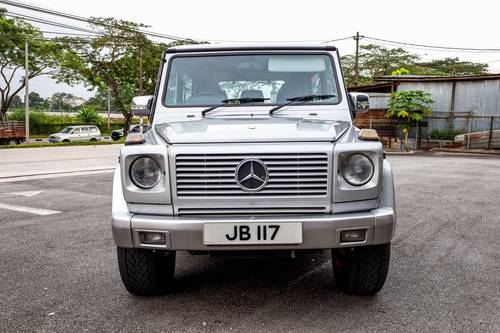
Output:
top-left (175, 153), bottom-right (329, 197)
top-left (178, 207), bottom-right (328, 216)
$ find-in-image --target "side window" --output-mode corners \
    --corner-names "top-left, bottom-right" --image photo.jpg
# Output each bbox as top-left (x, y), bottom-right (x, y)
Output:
top-left (72, 128), bottom-right (80, 134)
top-left (91, 126), bottom-right (99, 132)
top-left (165, 64), bottom-right (193, 105)
top-left (182, 74), bottom-right (193, 102)
top-left (81, 127), bottom-right (90, 133)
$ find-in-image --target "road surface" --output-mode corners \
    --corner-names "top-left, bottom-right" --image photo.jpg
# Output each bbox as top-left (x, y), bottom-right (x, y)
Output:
top-left (0, 148), bottom-right (499, 332)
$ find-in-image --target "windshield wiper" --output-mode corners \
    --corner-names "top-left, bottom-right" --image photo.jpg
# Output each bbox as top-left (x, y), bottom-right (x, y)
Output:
top-left (201, 97), bottom-right (270, 117)
top-left (268, 94), bottom-right (336, 115)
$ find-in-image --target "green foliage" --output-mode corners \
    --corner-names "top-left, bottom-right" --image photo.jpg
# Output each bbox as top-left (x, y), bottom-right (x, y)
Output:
top-left (391, 68), bottom-right (410, 76)
top-left (341, 44), bottom-right (489, 87)
top-left (50, 92), bottom-right (78, 111)
top-left (413, 57), bottom-right (488, 76)
top-left (7, 108), bottom-right (129, 135)
top-left (28, 92), bottom-right (49, 109)
top-left (0, 139), bottom-right (124, 149)
top-left (77, 106), bottom-right (102, 126)
top-left (342, 44), bottom-right (419, 86)
top-left (386, 90), bottom-right (433, 124)
top-left (386, 90), bottom-right (433, 149)
top-left (10, 95), bottom-right (23, 108)
top-left (54, 18), bottom-right (199, 135)
top-left (429, 129), bottom-right (462, 140)
top-left (0, 9), bottom-right (59, 118)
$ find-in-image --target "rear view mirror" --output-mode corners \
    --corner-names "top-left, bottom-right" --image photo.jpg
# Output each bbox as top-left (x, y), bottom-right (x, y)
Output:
top-left (132, 95), bottom-right (154, 117)
top-left (350, 93), bottom-right (370, 113)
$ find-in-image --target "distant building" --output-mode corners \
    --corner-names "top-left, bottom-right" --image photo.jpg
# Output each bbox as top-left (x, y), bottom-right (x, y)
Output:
top-left (349, 74), bottom-right (500, 133)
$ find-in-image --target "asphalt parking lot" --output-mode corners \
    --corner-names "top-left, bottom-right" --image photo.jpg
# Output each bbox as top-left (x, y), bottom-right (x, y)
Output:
top-left (1, 152), bottom-right (499, 332)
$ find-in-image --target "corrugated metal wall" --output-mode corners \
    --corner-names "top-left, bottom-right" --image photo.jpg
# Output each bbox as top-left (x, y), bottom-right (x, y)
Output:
top-left (366, 92), bottom-right (391, 110)
top-left (367, 79), bottom-right (500, 133)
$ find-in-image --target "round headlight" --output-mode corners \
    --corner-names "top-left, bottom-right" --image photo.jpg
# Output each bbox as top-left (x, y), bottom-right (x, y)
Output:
top-left (342, 154), bottom-right (374, 186)
top-left (130, 156), bottom-right (162, 189)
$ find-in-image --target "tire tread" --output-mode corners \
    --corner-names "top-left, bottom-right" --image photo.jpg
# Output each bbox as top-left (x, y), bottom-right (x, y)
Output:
top-left (332, 244), bottom-right (390, 295)
top-left (117, 247), bottom-right (175, 296)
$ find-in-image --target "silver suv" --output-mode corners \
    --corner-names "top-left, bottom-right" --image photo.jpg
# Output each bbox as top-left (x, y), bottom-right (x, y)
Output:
top-left (49, 125), bottom-right (101, 142)
top-left (112, 44), bottom-right (396, 296)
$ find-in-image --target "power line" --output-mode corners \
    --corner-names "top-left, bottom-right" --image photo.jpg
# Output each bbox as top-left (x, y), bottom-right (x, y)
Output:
top-left (363, 36), bottom-right (500, 53)
top-left (1, 0), bottom-right (358, 44)
top-left (6, 11), bottom-right (102, 35)
top-left (5, 11), bottom-right (165, 47)
top-left (323, 36), bottom-right (355, 43)
top-left (0, 0), bottom-right (196, 41)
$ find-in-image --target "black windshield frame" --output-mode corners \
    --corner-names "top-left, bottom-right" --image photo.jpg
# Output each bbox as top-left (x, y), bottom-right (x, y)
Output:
top-left (161, 51), bottom-right (342, 108)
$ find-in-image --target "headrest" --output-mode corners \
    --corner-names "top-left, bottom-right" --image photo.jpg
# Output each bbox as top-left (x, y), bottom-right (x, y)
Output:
top-left (240, 89), bottom-right (264, 100)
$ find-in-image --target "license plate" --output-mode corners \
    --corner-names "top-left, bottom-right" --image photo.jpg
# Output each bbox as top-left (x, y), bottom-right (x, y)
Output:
top-left (203, 222), bottom-right (302, 245)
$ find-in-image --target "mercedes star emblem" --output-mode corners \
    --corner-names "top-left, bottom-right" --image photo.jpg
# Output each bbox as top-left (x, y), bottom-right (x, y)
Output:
top-left (235, 158), bottom-right (269, 192)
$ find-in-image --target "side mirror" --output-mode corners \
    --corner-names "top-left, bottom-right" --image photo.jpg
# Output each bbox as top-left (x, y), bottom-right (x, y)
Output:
top-left (350, 93), bottom-right (370, 113)
top-left (131, 95), bottom-right (154, 117)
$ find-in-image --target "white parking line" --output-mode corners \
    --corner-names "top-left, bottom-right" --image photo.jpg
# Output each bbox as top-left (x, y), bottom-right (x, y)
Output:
top-left (0, 202), bottom-right (61, 216)
top-left (0, 169), bottom-right (115, 183)
top-left (0, 191), bottom-right (43, 197)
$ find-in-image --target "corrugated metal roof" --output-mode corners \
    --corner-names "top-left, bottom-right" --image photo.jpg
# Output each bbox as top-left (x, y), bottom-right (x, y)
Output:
top-left (348, 82), bottom-right (396, 93)
top-left (375, 74), bottom-right (500, 82)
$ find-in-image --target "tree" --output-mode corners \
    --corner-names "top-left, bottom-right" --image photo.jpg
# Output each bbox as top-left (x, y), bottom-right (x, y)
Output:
top-left (77, 106), bottom-right (102, 126)
top-left (341, 44), bottom-right (489, 87)
top-left (55, 17), bottom-right (148, 134)
top-left (56, 17), bottom-right (199, 135)
top-left (28, 92), bottom-right (48, 109)
top-left (413, 57), bottom-right (488, 76)
top-left (386, 90), bottom-right (433, 150)
top-left (83, 90), bottom-right (108, 112)
top-left (10, 94), bottom-right (22, 108)
top-left (0, 9), bottom-right (58, 119)
top-left (342, 44), bottom-right (420, 87)
top-left (50, 92), bottom-right (75, 111)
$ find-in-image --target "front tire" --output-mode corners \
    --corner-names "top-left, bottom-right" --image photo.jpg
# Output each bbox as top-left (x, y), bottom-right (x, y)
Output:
top-left (117, 247), bottom-right (176, 296)
top-left (332, 243), bottom-right (390, 295)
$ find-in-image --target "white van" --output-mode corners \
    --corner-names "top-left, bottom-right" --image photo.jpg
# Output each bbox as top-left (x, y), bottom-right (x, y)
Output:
top-left (49, 125), bottom-right (101, 143)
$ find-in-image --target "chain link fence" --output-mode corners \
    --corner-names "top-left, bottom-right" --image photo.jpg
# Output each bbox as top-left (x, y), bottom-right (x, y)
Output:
top-left (424, 112), bottom-right (500, 150)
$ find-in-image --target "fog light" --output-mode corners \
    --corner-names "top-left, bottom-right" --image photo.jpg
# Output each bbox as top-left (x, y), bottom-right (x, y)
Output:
top-left (340, 229), bottom-right (366, 243)
top-left (139, 232), bottom-right (166, 245)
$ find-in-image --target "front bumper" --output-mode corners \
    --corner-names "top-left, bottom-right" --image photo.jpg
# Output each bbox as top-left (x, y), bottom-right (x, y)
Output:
top-left (111, 158), bottom-right (396, 251)
top-left (113, 207), bottom-right (395, 251)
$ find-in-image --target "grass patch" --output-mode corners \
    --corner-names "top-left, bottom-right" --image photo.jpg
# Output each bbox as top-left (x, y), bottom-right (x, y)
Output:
top-left (0, 138), bottom-right (125, 149)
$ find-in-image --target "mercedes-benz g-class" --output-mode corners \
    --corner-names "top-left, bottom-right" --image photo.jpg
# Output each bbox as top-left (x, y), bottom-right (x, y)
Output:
top-left (112, 43), bottom-right (396, 296)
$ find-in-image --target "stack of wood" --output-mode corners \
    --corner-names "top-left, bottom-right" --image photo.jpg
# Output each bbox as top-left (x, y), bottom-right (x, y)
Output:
top-left (455, 129), bottom-right (500, 149)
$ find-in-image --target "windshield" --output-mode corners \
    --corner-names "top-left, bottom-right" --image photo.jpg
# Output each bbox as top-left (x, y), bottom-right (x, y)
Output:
top-left (60, 127), bottom-right (73, 133)
top-left (164, 54), bottom-right (339, 107)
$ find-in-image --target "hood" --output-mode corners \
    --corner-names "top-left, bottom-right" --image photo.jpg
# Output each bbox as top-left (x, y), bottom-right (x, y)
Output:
top-left (155, 116), bottom-right (351, 144)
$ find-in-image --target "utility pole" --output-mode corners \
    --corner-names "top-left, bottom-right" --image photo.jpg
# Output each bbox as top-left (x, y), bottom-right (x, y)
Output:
top-left (139, 45), bottom-right (143, 95)
top-left (354, 31), bottom-right (360, 86)
top-left (24, 39), bottom-right (29, 141)
top-left (107, 88), bottom-right (111, 133)
top-left (138, 43), bottom-right (144, 134)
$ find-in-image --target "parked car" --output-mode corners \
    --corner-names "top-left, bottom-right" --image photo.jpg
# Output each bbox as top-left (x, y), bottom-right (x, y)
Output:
top-left (49, 125), bottom-right (101, 143)
top-left (111, 124), bottom-right (149, 141)
top-left (112, 43), bottom-right (396, 296)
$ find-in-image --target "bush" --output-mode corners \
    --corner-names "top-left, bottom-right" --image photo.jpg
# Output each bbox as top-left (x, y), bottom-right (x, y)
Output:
top-left (77, 106), bottom-right (103, 126)
top-left (429, 129), bottom-right (462, 141)
top-left (7, 108), bottom-right (131, 135)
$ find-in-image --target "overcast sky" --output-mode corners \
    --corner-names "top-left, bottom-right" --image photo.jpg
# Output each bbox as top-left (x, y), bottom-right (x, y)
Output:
top-left (4, 0), bottom-right (500, 98)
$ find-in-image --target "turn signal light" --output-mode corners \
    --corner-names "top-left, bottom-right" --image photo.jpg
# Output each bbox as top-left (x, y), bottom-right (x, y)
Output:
top-left (340, 229), bottom-right (366, 243)
top-left (139, 232), bottom-right (166, 245)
